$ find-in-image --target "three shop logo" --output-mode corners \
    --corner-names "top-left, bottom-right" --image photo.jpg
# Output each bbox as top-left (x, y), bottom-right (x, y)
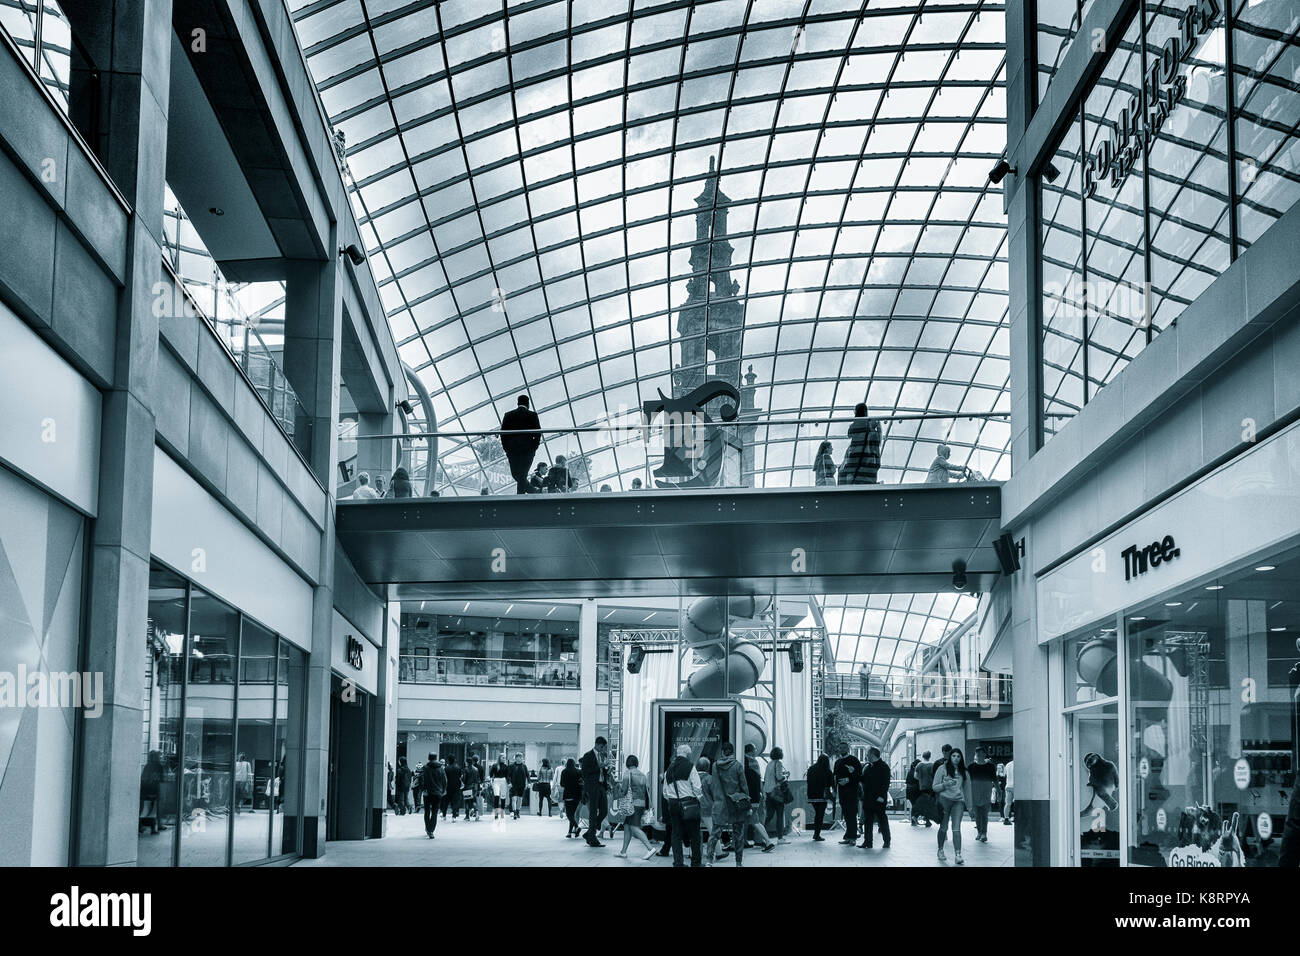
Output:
top-left (1121, 535), bottom-right (1180, 581)
top-left (49, 887), bottom-right (151, 936)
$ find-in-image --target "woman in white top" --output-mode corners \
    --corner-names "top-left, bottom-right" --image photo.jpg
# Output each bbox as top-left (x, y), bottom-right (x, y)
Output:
top-left (663, 744), bottom-right (704, 867)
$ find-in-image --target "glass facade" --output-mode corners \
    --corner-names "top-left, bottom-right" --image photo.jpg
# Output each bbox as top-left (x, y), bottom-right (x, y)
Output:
top-left (1036, 0), bottom-right (1096, 105)
top-left (399, 606), bottom-right (582, 687)
top-left (1036, 0), bottom-right (1300, 447)
top-left (138, 566), bottom-right (308, 866)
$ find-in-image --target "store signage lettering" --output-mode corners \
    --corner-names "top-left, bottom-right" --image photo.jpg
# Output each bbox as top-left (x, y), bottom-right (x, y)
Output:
top-left (345, 634), bottom-right (364, 670)
top-left (1121, 535), bottom-right (1180, 581)
top-left (1082, 0), bottom-right (1218, 198)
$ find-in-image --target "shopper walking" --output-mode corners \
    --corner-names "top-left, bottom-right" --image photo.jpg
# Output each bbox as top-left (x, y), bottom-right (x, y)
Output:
top-left (696, 756), bottom-right (716, 863)
top-left (411, 760), bottom-right (424, 812)
top-left (560, 757), bottom-right (583, 837)
top-left (580, 736), bottom-right (610, 847)
top-left (394, 757), bottom-right (412, 815)
top-left (508, 753), bottom-right (529, 819)
top-left (934, 747), bottom-right (972, 864)
top-left (442, 756), bottom-right (463, 820)
top-left (1002, 758), bottom-right (1015, 825)
top-left (501, 395), bottom-right (542, 495)
top-left (743, 744), bottom-right (778, 852)
top-left (905, 757), bottom-right (921, 825)
top-left (860, 747), bottom-right (891, 849)
top-left (833, 749), bottom-right (864, 843)
top-left (968, 748), bottom-right (996, 842)
top-left (763, 745), bottom-right (791, 841)
top-left (838, 402), bottom-right (883, 485)
top-left (489, 755), bottom-right (510, 819)
top-left (708, 742), bottom-right (749, 867)
top-left (913, 750), bottom-right (935, 827)
top-left (389, 467), bottom-right (414, 498)
top-left (663, 745), bottom-right (704, 867)
top-left (813, 440), bottom-right (836, 485)
top-left (806, 753), bottom-right (833, 841)
top-left (535, 758), bottom-right (555, 816)
top-left (614, 755), bottom-right (657, 860)
top-left (462, 757), bottom-right (481, 821)
top-left (421, 754), bottom-right (447, 839)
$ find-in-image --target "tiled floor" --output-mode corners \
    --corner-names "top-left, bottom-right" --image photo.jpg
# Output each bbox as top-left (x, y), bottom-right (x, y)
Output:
top-left (295, 808), bottom-right (1015, 867)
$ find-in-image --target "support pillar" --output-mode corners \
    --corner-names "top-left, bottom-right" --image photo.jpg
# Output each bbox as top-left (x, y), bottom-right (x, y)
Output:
top-left (579, 599), bottom-right (598, 750)
top-left (75, 0), bottom-right (173, 867)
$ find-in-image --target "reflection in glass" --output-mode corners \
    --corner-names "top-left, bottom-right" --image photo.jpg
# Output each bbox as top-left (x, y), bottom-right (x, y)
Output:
top-left (138, 567), bottom-right (186, 867)
top-left (1232, 0), bottom-right (1300, 250)
top-left (1039, 117), bottom-right (1087, 441)
top-left (178, 589), bottom-right (237, 866)
top-left (232, 619), bottom-right (276, 864)
top-left (1083, 17), bottom-right (1148, 396)
top-left (1144, 0), bottom-right (1231, 331)
top-left (274, 642), bottom-right (307, 856)
top-left (1037, 0), bottom-right (1090, 105)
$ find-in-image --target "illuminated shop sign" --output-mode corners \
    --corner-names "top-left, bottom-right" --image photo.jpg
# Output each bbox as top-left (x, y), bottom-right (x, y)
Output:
top-left (1121, 535), bottom-right (1180, 581)
top-left (1082, 0), bottom-right (1218, 198)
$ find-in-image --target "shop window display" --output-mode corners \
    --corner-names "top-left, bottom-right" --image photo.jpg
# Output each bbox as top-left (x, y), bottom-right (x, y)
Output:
top-left (1126, 555), bottom-right (1299, 866)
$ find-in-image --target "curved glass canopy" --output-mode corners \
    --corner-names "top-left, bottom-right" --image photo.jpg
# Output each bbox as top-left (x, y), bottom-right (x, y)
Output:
top-left (293, 0), bottom-right (1007, 670)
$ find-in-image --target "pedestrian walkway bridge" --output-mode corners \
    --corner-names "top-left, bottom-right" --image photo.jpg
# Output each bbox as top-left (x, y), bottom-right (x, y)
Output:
top-left (822, 672), bottom-right (1012, 721)
top-left (336, 481), bottom-right (1003, 599)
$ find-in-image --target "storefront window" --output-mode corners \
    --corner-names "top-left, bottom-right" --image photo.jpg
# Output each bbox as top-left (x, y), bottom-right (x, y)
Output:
top-left (1039, 117), bottom-right (1087, 440)
top-left (274, 642), bottom-right (308, 856)
top-left (1067, 626), bottom-right (1122, 706)
top-left (139, 567), bottom-right (187, 866)
top-left (232, 619), bottom-right (276, 864)
top-left (399, 605), bottom-right (582, 687)
top-left (1144, 0), bottom-right (1232, 331)
top-left (1232, 0), bottom-right (1300, 251)
top-left (179, 589), bottom-right (238, 866)
top-left (1126, 555), bottom-right (1299, 866)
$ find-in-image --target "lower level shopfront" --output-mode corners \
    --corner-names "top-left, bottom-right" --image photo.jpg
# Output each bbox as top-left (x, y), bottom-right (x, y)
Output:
top-left (1037, 422), bottom-right (1300, 867)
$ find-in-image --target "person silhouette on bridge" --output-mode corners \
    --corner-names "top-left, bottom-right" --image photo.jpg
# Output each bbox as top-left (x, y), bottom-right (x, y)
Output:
top-left (838, 403), bottom-right (883, 485)
top-left (501, 395), bottom-right (542, 495)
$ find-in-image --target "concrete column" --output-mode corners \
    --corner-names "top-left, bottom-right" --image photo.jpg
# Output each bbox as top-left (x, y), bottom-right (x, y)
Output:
top-left (283, 256), bottom-right (343, 856)
top-left (356, 411), bottom-right (396, 489)
top-left (1009, 556), bottom-right (1053, 866)
top-left (369, 599), bottom-right (401, 837)
top-left (76, 0), bottom-right (173, 867)
top-left (579, 599), bottom-right (598, 749)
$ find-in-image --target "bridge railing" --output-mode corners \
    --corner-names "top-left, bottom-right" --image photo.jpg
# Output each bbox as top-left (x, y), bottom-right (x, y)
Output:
top-left (336, 410), bottom-right (1007, 500)
top-left (823, 671), bottom-right (1012, 710)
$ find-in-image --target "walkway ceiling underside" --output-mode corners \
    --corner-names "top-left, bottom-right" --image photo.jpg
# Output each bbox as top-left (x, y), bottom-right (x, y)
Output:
top-left (295, 0), bottom-right (1008, 673)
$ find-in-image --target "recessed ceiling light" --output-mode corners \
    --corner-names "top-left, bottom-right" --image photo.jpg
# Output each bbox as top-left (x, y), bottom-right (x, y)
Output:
top-left (1165, 602), bottom-right (1182, 607)
top-left (1131, 616), bottom-right (1146, 621)
top-left (1205, 585), bottom-right (1224, 591)
top-left (1255, 565), bottom-right (1276, 572)
top-left (1270, 626), bottom-right (1286, 632)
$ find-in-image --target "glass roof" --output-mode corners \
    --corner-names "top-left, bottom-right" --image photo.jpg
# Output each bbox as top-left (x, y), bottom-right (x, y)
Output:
top-left (292, 0), bottom-right (1008, 672)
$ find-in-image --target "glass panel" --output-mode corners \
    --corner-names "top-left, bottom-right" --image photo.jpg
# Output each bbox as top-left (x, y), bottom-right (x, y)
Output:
top-left (1143, 0), bottom-right (1231, 332)
top-left (0, 0), bottom-right (40, 69)
top-left (36, 0), bottom-right (72, 110)
top-left (138, 566), bottom-right (186, 866)
top-left (178, 588), bottom-right (237, 866)
top-left (1039, 116), bottom-right (1087, 442)
top-left (1037, 0), bottom-right (1084, 105)
top-left (1074, 703), bottom-right (1121, 866)
top-left (232, 619), bottom-right (277, 864)
top-left (1066, 625), bottom-right (1120, 707)
top-left (274, 641), bottom-right (308, 856)
top-left (1232, 0), bottom-right (1300, 250)
top-left (1127, 552), bottom-right (1299, 867)
top-left (1082, 15), bottom-right (1148, 397)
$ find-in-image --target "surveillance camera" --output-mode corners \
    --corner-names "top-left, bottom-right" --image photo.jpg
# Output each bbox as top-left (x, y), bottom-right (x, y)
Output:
top-left (1043, 161), bottom-right (1060, 183)
top-left (952, 559), bottom-right (968, 591)
top-left (340, 243), bottom-right (366, 266)
top-left (396, 399), bottom-right (415, 416)
top-left (987, 159), bottom-right (1015, 185)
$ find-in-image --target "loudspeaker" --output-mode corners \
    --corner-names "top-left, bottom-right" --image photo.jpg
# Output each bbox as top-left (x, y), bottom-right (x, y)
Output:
top-left (788, 642), bottom-right (804, 672)
top-left (993, 532), bottom-right (1021, 575)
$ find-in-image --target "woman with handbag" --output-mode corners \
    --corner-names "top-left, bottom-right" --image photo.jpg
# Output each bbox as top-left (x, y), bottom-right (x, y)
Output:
top-left (614, 755), bottom-right (657, 860)
top-left (663, 744), bottom-right (704, 867)
top-left (762, 746), bottom-right (792, 842)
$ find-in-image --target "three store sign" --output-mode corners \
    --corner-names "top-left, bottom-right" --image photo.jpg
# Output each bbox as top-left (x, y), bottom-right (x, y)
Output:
top-left (345, 634), bottom-right (365, 670)
top-left (1082, 0), bottom-right (1219, 198)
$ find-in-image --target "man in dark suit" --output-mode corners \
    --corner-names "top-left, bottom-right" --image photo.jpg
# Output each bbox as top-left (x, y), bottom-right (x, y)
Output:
top-left (860, 747), bottom-right (891, 849)
top-left (833, 749), bottom-right (863, 843)
top-left (501, 395), bottom-right (541, 494)
top-left (580, 736), bottom-right (610, 847)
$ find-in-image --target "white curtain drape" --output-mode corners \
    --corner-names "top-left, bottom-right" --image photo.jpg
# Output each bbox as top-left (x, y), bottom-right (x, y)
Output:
top-left (619, 650), bottom-right (676, 768)
top-left (772, 648), bottom-right (811, 776)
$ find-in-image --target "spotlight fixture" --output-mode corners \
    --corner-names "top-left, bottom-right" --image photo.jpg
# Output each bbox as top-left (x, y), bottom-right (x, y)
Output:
top-left (1254, 565), bottom-right (1276, 572)
top-left (626, 645), bottom-right (646, 674)
top-left (1042, 161), bottom-right (1061, 183)
top-left (788, 641), bottom-right (804, 672)
top-left (339, 243), bottom-right (366, 266)
top-left (208, 207), bottom-right (225, 216)
top-left (952, 559), bottom-right (968, 592)
top-left (396, 399), bottom-right (415, 416)
top-left (987, 158), bottom-right (1016, 184)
